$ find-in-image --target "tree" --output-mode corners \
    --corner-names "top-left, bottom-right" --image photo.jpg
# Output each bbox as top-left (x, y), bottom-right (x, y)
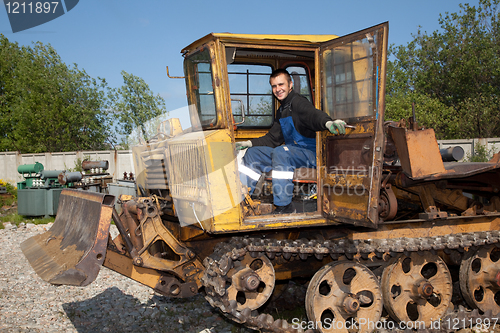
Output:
top-left (0, 35), bottom-right (113, 153)
top-left (385, 0), bottom-right (500, 139)
top-left (112, 71), bottom-right (168, 147)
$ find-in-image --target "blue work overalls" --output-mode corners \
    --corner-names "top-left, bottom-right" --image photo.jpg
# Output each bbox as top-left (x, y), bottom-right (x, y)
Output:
top-left (241, 105), bottom-right (316, 206)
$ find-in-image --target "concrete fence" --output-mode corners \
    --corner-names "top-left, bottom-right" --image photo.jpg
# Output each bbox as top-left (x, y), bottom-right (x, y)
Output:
top-left (438, 138), bottom-right (500, 160)
top-left (1, 138), bottom-right (499, 186)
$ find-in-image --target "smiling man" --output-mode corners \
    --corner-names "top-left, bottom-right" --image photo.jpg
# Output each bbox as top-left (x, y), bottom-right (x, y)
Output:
top-left (236, 68), bottom-right (346, 214)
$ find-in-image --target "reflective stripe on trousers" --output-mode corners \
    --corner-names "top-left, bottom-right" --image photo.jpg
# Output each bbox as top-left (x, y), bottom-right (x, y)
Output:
top-left (241, 145), bottom-right (315, 206)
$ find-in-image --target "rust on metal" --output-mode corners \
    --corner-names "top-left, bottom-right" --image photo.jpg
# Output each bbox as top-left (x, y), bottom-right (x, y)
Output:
top-left (154, 275), bottom-right (198, 298)
top-left (381, 252), bottom-right (453, 326)
top-left (82, 160), bottom-right (109, 171)
top-left (389, 126), bottom-right (445, 179)
top-left (460, 245), bottom-right (500, 314)
top-left (20, 189), bottom-right (114, 286)
top-left (305, 261), bottom-right (383, 332)
top-left (122, 200), bottom-right (144, 250)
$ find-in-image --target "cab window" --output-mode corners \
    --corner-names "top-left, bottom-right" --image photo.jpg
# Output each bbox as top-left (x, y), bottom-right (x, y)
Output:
top-left (229, 64), bottom-right (273, 128)
top-left (184, 48), bottom-right (217, 128)
top-left (286, 66), bottom-right (312, 103)
top-left (322, 35), bottom-right (375, 119)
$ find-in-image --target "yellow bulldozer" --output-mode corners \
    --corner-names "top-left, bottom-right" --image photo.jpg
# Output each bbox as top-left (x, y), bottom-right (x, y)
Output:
top-left (21, 22), bottom-right (500, 332)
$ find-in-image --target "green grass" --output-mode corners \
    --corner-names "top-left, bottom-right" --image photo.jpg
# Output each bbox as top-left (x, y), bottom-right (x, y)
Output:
top-left (0, 213), bottom-right (55, 228)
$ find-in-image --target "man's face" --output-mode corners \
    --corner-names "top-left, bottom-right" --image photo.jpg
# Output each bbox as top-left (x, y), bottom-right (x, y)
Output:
top-left (270, 74), bottom-right (293, 101)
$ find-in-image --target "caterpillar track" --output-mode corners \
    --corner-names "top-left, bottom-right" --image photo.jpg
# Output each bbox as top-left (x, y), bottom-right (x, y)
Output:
top-left (202, 232), bottom-right (500, 332)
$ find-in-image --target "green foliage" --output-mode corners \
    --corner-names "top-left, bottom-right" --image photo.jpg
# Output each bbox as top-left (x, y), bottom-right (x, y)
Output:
top-left (385, 92), bottom-right (459, 139)
top-left (464, 143), bottom-right (497, 162)
top-left (64, 155), bottom-right (91, 172)
top-left (386, 0), bottom-right (500, 139)
top-left (111, 71), bottom-right (167, 148)
top-left (0, 36), bottom-right (165, 153)
top-left (0, 179), bottom-right (17, 199)
top-left (0, 35), bottom-right (114, 153)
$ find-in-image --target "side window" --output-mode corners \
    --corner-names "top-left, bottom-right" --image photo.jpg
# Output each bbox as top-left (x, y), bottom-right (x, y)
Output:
top-left (184, 48), bottom-right (217, 128)
top-left (228, 64), bottom-right (273, 128)
top-left (286, 66), bottom-right (312, 103)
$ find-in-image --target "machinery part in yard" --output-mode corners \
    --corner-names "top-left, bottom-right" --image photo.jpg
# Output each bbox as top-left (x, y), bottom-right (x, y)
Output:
top-left (20, 189), bottom-right (114, 286)
top-left (381, 252), bottom-right (453, 326)
top-left (82, 160), bottom-right (109, 171)
top-left (305, 261), bottom-right (383, 333)
top-left (460, 244), bottom-right (500, 314)
top-left (225, 253), bottom-right (275, 312)
top-left (58, 171), bottom-right (83, 185)
top-left (440, 146), bottom-right (464, 162)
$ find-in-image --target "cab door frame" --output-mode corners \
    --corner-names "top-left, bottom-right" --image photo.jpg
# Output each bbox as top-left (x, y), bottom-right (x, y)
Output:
top-left (316, 22), bottom-right (389, 228)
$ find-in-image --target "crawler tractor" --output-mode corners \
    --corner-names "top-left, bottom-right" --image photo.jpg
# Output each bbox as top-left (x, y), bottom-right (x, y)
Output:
top-left (21, 23), bottom-right (500, 332)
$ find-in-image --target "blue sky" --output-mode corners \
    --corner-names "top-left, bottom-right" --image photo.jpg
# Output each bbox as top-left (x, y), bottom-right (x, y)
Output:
top-left (0, 0), bottom-right (478, 128)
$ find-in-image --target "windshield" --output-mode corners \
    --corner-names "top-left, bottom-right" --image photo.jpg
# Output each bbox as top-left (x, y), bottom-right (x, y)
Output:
top-left (184, 48), bottom-right (217, 128)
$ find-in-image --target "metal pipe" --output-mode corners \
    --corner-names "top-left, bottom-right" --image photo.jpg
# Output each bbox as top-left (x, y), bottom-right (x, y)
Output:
top-left (440, 146), bottom-right (464, 162)
top-left (40, 170), bottom-right (64, 179)
top-left (58, 171), bottom-right (82, 185)
top-left (112, 208), bottom-right (135, 254)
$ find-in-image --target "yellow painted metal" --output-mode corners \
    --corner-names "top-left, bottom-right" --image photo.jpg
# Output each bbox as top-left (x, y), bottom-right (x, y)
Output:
top-left (352, 215), bottom-right (500, 241)
top-left (134, 198), bottom-right (205, 287)
top-left (104, 250), bottom-right (164, 289)
top-left (165, 129), bottom-right (242, 232)
top-left (182, 33), bottom-right (339, 54)
top-left (234, 130), bottom-right (269, 140)
top-left (171, 24), bottom-right (393, 233)
top-left (318, 22), bottom-right (388, 228)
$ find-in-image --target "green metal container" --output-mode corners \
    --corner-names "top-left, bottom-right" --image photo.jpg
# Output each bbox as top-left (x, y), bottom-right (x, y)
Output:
top-left (18, 162), bottom-right (44, 174)
top-left (17, 188), bottom-right (63, 217)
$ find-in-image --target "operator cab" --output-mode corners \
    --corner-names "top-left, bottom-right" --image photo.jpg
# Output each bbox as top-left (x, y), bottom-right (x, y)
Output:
top-left (169, 24), bottom-right (388, 232)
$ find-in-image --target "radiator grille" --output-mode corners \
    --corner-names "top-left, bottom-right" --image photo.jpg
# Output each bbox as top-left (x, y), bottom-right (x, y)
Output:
top-left (167, 141), bottom-right (207, 201)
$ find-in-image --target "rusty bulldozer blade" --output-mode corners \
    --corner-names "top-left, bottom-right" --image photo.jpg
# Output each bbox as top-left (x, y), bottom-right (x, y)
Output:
top-left (21, 189), bottom-right (115, 286)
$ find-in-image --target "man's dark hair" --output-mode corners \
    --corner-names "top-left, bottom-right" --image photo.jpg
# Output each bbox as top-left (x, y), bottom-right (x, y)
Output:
top-left (270, 68), bottom-right (292, 83)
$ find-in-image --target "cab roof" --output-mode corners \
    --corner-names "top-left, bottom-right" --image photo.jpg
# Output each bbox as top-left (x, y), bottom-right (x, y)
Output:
top-left (181, 33), bottom-right (339, 54)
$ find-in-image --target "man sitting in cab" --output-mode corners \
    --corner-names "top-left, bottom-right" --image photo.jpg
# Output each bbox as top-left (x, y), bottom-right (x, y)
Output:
top-left (237, 68), bottom-right (346, 214)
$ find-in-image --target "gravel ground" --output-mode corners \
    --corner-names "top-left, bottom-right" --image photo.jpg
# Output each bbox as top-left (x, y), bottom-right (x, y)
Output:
top-left (3, 222), bottom-right (500, 333)
top-left (0, 222), bottom-right (253, 333)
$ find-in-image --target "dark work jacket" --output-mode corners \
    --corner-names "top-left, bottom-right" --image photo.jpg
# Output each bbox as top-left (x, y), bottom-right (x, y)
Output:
top-left (250, 90), bottom-right (333, 148)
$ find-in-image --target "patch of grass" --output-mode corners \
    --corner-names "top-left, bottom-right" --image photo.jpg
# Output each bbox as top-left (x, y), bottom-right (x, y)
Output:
top-left (0, 212), bottom-right (55, 229)
top-left (0, 195), bottom-right (16, 208)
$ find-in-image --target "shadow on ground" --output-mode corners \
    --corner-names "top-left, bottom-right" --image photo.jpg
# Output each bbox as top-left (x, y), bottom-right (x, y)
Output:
top-left (62, 286), bottom-right (247, 333)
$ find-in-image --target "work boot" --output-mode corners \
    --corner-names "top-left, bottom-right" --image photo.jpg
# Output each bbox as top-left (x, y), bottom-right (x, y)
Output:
top-left (273, 202), bottom-right (296, 214)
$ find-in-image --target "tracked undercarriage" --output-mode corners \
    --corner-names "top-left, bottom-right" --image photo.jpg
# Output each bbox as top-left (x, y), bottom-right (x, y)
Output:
top-left (202, 228), bottom-right (500, 332)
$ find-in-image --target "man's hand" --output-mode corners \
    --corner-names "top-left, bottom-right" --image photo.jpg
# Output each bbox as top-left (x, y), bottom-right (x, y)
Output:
top-left (326, 120), bottom-right (346, 135)
top-left (235, 140), bottom-right (252, 150)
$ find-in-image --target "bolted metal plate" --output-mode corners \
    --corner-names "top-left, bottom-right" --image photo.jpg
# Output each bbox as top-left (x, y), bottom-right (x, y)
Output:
top-left (21, 189), bottom-right (114, 286)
